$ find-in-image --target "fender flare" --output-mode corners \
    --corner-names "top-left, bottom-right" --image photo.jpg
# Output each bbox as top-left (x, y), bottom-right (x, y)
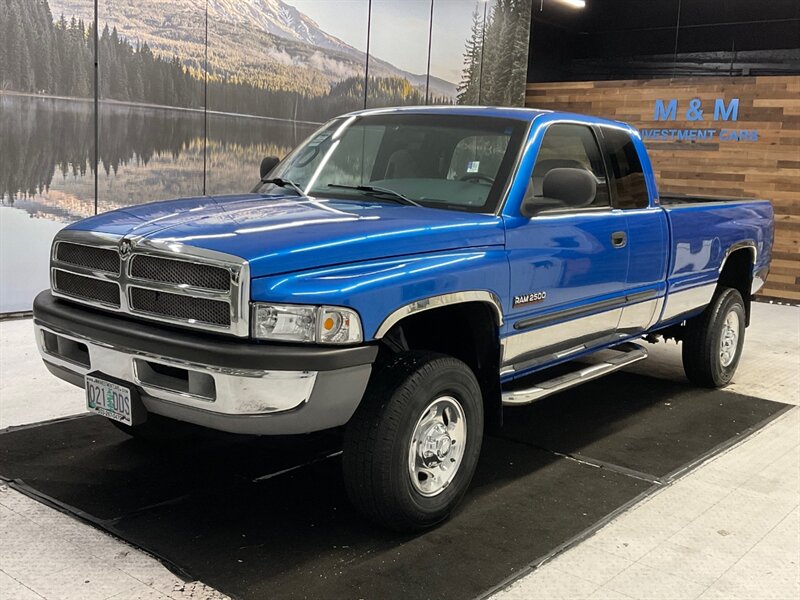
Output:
top-left (719, 240), bottom-right (757, 274)
top-left (374, 291), bottom-right (504, 339)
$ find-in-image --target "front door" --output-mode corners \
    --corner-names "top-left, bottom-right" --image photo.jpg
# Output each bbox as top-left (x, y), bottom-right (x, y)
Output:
top-left (503, 122), bottom-right (630, 373)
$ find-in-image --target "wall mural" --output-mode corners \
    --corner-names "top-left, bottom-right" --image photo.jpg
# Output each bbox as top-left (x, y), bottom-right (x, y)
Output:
top-left (0, 0), bottom-right (534, 313)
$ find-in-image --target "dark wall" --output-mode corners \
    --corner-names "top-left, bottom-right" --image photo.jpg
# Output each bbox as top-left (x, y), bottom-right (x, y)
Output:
top-left (528, 0), bottom-right (800, 81)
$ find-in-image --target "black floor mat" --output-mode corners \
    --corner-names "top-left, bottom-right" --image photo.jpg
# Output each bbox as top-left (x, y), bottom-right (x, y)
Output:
top-left (0, 373), bottom-right (788, 600)
top-left (499, 373), bottom-right (786, 479)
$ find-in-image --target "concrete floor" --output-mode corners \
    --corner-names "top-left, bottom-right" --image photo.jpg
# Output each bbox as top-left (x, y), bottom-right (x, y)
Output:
top-left (0, 302), bottom-right (798, 600)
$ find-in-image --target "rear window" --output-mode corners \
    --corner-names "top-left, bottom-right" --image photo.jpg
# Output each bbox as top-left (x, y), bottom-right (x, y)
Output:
top-left (601, 128), bottom-right (650, 209)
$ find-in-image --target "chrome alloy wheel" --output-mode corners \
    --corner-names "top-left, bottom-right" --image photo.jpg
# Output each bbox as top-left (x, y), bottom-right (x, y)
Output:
top-left (719, 309), bottom-right (740, 367)
top-left (408, 396), bottom-right (467, 497)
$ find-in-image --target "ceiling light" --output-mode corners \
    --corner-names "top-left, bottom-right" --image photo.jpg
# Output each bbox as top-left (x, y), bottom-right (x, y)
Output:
top-left (557, 0), bottom-right (586, 8)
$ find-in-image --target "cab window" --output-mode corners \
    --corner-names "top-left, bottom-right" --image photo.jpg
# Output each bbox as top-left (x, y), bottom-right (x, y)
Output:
top-left (524, 124), bottom-right (610, 211)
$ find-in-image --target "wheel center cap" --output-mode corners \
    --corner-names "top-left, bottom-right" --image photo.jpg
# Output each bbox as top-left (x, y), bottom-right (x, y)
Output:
top-left (436, 436), bottom-right (452, 459)
top-left (420, 423), bottom-right (452, 465)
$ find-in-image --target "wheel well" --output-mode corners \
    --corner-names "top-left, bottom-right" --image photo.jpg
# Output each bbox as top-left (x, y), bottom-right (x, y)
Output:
top-left (719, 247), bottom-right (754, 325)
top-left (379, 302), bottom-right (502, 429)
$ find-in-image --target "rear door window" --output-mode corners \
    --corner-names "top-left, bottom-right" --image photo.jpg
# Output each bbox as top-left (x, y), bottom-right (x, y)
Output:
top-left (601, 128), bottom-right (650, 209)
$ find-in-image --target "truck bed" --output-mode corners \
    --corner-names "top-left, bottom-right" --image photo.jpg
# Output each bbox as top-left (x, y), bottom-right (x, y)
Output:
top-left (660, 193), bottom-right (763, 206)
top-left (656, 197), bottom-right (774, 326)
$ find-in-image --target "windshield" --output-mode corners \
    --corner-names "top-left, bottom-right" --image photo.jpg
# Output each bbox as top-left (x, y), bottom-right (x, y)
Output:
top-left (258, 113), bottom-right (528, 213)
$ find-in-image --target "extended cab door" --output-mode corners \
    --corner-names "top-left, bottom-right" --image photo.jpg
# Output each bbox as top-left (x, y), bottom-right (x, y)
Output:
top-left (599, 126), bottom-right (669, 334)
top-left (502, 122), bottom-right (630, 373)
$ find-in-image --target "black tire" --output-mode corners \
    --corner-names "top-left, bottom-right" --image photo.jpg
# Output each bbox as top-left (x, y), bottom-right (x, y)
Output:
top-left (342, 351), bottom-right (484, 531)
top-left (682, 287), bottom-right (746, 388)
top-left (107, 413), bottom-right (198, 444)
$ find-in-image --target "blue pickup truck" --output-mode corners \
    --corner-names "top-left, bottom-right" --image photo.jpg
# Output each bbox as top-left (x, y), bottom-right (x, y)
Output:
top-left (34, 106), bottom-right (773, 530)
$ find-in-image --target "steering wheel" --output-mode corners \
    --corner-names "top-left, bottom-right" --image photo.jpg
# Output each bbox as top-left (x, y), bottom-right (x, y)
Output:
top-left (460, 172), bottom-right (495, 184)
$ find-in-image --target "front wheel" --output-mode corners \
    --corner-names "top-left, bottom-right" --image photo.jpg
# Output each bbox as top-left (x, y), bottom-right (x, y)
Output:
top-left (682, 287), bottom-right (746, 388)
top-left (342, 351), bottom-right (484, 531)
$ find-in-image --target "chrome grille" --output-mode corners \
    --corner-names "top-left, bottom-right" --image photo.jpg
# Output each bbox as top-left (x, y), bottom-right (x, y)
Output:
top-left (54, 270), bottom-right (121, 307)
top-left (130, 288), bottom-right (231, 326)
top-left (50, 231), bottom-right (249, 336)
top-left (130, 255), bottom-right (230, 291)
top-left (56, 242), bottom-right (120, 274)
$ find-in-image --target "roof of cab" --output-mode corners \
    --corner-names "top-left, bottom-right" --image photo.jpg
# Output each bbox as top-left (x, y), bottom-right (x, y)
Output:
top-left (345, 105), bottom-right (549, 121)
top-left (344, 105), bottom-right (631, 129)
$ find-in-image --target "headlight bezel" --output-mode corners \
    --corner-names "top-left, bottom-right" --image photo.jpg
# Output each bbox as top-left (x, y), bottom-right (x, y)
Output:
top-left (251, 302), bottom-right (363, 345)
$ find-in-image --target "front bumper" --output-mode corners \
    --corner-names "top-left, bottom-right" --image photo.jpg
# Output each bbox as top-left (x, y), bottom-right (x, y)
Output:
top-left (33, 291), bottom-right (377, 435)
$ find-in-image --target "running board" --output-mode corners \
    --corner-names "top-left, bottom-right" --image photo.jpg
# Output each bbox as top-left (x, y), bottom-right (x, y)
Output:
top-left (501, 342), bottom-right (649, 406)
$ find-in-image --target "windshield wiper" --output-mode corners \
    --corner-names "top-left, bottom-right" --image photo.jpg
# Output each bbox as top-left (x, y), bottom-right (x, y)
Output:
top-left (256, 177), bottom-right (306, 196)
top-left (328, 184), bottom-right (421, 207)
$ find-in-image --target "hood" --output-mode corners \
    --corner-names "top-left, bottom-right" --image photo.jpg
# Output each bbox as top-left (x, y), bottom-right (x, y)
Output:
top-left (66, 194), bottom-right (506, 278)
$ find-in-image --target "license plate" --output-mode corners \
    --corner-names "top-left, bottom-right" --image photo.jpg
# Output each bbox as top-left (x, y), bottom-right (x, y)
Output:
top-left (85, 374), bottom-right (134, 425)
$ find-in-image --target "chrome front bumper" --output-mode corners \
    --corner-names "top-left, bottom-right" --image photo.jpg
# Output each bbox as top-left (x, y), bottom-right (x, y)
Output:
top-left (32, 290), bottom-right (377, 434)
top-left (34, 318), bottom-right (373, 435)
top-left (36, 324), bottom-right (318, 415)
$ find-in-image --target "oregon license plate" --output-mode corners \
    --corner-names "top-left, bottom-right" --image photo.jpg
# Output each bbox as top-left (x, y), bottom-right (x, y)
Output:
top-left (85, 374), bottom-right (134, 425)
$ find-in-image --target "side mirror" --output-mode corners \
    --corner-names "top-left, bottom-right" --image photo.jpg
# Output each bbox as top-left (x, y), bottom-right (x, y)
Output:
top-left (521, 168), bottom-right (597, 217)
top-left (260, 156), bottom-right (280, 179)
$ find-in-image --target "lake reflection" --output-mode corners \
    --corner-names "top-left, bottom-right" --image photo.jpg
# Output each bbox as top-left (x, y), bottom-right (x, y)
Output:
top-left (0, 94), bottom-right (317, 312)
top-left (0, 207), bottom-right (65, 313)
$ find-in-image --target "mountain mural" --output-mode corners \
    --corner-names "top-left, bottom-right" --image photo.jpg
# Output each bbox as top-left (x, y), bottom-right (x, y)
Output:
top-left (0, 0), bottom-right (532, 313)
top-left (48, 0), bottom-right (457, 99)
top-left (207, 0), bottom-right (358, 55)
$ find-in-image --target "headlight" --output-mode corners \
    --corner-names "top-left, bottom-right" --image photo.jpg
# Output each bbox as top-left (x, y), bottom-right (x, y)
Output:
top-left (252, 303), bottom-right (362, 344)
top-left (252, 304), bottom-right (317, 342)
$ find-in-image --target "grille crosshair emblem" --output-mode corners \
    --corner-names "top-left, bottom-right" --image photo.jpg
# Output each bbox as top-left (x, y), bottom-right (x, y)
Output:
top-left (118, 238), bottom-right (133, 259)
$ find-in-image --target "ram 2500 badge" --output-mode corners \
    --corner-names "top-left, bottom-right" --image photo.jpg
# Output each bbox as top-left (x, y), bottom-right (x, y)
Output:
top-left (34, 107), bottom-right (774, 531)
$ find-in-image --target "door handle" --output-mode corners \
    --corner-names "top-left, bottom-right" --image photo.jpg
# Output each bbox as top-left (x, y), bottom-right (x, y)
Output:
top-left (611, 231), bottom-right (627, 248)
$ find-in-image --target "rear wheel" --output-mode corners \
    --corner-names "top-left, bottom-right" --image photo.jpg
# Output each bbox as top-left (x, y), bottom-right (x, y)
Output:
top-left (342, 351), bottom-right (484, 531)
top-left (682, 287), bottom-right (746, 388)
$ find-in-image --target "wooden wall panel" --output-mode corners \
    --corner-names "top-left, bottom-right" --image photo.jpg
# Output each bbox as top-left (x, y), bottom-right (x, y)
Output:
top-left (525, 76), bottom-right (800, 301)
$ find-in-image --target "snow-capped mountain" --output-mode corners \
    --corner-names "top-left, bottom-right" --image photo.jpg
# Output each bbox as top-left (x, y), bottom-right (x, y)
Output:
top-left (207, 0), bottom-right (357, 54)
top-left (204, 0), bottom-right (456, 96)
top-left (50, 0), bottom-right (458, 97)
